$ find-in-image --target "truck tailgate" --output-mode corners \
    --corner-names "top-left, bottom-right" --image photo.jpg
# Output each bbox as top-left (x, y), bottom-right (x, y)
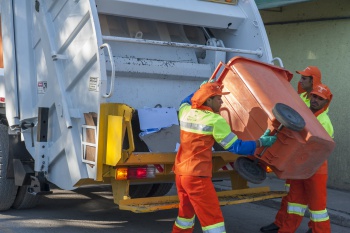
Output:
top-left (119, 186), bottom-right (286, 213)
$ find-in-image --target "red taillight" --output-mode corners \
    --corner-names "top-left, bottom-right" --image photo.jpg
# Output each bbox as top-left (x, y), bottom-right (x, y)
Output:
top-left (0, 97), bottom-right (5, 103)
top-left (129, 167), bottom-right (148, 178)
top-left (116, 166), bottom-right (156, 180)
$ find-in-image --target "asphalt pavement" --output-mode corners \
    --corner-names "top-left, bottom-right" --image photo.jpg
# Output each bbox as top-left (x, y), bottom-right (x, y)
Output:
top-left (214, 174), bottom-right (350, 229)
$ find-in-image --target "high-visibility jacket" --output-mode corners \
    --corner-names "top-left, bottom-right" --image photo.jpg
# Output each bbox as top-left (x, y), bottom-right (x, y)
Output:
top-left (174, 102), bottom-right (256, 177)
top-left (314, 111), bottom-right (334, 175)
top-left (300, 92), bottom-right (310, 107)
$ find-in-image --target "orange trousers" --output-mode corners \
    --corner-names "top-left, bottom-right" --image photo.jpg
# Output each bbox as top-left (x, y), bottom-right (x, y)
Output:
top-left (274, 179), bottom-right (291, 227)
top-left (278, 173), bottom-right (330, 233)
top-left (172, 175), bottom-right (225, 233)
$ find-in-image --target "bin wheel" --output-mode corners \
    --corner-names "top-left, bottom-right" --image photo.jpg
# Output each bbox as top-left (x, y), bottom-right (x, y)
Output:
top-left (234, 157), bottom-right (266, 184)
top-left (272, 103), bottom-right (305, 132)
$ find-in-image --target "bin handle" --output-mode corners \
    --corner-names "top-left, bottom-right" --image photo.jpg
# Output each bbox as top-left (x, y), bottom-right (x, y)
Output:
top-left (209, 61), bottom-right (231, 84)
top-left (100, 43), bottom-right (115, 98)
top-left (209, 61), bottom-right (224, 82)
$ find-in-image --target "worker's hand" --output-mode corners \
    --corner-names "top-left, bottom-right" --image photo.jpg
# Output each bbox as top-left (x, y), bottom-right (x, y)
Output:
top-left (259, 129), bottom-right (277, 147)
top-left (200, 79), bottom-right (215, 88)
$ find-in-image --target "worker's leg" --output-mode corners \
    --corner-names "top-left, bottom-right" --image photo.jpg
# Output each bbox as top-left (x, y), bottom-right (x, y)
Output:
top-left (172, 175), bottom-right (196, 233)
top-left (278, 179), bottom-right (307, 233)
top-left (274, 179), bottom-right (291, 227)
top-left (184, 176), bottom-right (226, 233)
top-left (260, 180), bottom-right (291, 232)
top-left (305, 174), bottom-right (330, 233)
top-left (274, 196), bottom-right (288, 227)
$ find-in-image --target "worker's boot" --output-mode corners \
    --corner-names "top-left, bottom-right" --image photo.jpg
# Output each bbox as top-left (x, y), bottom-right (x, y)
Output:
top-left (260, 222), bottom-right (279, 233)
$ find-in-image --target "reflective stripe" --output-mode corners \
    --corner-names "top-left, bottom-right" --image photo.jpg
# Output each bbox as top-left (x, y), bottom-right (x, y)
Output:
top-left (179, 104), bottom-right (234, 148)
top-left (175, 215), bottom-right (195, 229)
top-left (219, 132), bottom-right (236, 148)
top-left (180, 121), bottom-right (213, 134)
top-left (309, 209), bottom-right (330, 222)
top-left (287, 202), bottom-right (307, 216)
top-left (202, 222), bottom-right (226, 233)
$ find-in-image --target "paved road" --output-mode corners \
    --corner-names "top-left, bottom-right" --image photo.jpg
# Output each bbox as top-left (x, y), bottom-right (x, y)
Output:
top-left (0, 185), bottom-right (348, 233)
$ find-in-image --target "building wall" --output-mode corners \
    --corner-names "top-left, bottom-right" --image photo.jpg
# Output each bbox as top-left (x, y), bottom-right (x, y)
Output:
top-left (260, 0), bottom-right (350, 190)
top-left (0, 19), bottom-right (3, 68)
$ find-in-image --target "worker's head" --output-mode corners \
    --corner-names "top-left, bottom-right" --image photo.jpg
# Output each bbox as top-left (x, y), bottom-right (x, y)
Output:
top-left (296, 66), bottom-right (322, 94)
top-left (310, 83), bottom-right (332, 115)
top-left (191, 81), bottom-right (229, 112)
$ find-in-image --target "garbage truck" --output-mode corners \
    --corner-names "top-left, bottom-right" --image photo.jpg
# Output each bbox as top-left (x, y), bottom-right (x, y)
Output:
top-left (0, 0), bottom-right (289, 212)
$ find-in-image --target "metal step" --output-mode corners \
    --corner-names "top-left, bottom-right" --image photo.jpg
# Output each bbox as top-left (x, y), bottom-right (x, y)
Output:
top-left (119, 186), bottom-right (286, 213)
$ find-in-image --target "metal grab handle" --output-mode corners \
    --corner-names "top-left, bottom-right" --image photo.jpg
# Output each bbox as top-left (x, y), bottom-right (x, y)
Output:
top-left (271, 57), bottom-right (284, 68)
top-left (100, 43), bottom-right (115, 98)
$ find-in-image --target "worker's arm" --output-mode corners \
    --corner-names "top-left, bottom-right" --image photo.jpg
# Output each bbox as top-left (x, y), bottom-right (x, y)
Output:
top-left (180, 80), bottom-right (212, 106)
top-left (180, 92), bottom-right (195, 106)
top-left (227, 138), bottom-right (257, 155)
top-left (215, 119), bottom-right (276, 155)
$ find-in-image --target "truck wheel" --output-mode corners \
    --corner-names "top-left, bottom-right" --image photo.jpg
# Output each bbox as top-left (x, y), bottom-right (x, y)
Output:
top-left (12, 185), bottom-right (41, 209)
top-left (129, 184), bottom-right (153, 198)
top-left (0, 124), bottom-right (18, 211)
top-left (147, 183), bottom-right (173, 197)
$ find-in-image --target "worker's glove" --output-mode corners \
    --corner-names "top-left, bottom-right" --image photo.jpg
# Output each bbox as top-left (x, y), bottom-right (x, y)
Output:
top-left (259, 129), bottom-right (277, 147)
top-left (200, 79), bottom-right (215, 88)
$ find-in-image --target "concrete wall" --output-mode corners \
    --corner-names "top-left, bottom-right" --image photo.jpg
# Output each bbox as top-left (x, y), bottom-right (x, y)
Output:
top-left (260, 0), bottom-right (350, 191)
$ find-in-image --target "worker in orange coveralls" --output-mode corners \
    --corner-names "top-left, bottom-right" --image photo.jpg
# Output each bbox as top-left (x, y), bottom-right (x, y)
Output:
top-left (172, 81), bottom-right (277, 233)
top-left (260, 66), bottom-right (324, 233)
top-left (261, 83), bottom-right (333, 233)
top-left (278, 83), bottom-right (334, 233)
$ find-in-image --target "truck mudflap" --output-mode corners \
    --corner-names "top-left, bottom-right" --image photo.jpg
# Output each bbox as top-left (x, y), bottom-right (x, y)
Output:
top-left (119, 186), bottom-right (286, 213)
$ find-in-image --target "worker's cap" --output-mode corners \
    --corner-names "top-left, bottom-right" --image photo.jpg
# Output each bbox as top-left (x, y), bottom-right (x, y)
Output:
top-left (310, 83), bottom-right (332, 100)
top-left (191, 82), bottom-right (230, 108)
top-left (296, 66), bottom-right (321, 80)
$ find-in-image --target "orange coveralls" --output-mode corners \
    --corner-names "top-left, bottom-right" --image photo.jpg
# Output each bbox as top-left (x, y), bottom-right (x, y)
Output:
top-left (274, 92), bottom-right (311, 228)
top-left (278, 102), bottom-right (334, 233)
top-left (274, 66), bottom-right (322, 227)
top-left (172, 82), bottom-right (257, 233)
top-left (172, 103), bottom-right (230, 233)
top-left (172, 103), bottom-right (256, 233)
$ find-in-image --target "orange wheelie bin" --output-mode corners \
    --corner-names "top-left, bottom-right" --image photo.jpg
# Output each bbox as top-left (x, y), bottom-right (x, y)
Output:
top-left (213, 56), bottom-right (335, 182)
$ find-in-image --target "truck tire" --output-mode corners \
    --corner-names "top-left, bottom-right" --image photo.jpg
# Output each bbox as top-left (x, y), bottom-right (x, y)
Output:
top-left (12, 185), bottom-right (41, 209)
top-left (0, 124), bottom-right (18, 211)
top-left (147, 183), bottom-right (173, 197)
top-left (129, 184), bottom-right (153, 198)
